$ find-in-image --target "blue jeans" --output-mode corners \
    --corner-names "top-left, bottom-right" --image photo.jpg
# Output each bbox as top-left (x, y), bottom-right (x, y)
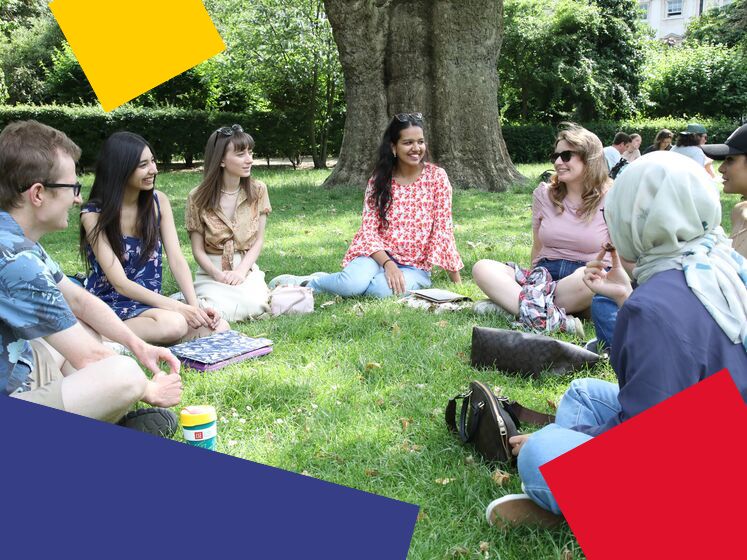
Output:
top-left (307, 256), bottom-right (431, 298)
top-left (591, 294), bottom-right (619, 351)
top-left (517, 378), bottom-right (620, 514)
top-left (536, 258), bottom-right (585, 281)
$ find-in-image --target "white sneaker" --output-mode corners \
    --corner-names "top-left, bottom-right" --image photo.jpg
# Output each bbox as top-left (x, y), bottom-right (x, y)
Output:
top-left (565, 315), bottom-right (585, 339)
top-left (485, 493), bottom-right (564, 528)
top-left (473, 299), bottom-right (513, 319)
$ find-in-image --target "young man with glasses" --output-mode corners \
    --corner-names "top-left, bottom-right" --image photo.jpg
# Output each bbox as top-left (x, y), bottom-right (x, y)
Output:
top-left (0, 120), bottom-right (182, 432)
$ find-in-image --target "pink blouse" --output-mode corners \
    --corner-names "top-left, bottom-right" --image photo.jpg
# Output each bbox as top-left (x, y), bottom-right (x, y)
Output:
top-left (531, 182), bottom-right (611, 266)
top-left (343, 163), bottom-right (464, 272)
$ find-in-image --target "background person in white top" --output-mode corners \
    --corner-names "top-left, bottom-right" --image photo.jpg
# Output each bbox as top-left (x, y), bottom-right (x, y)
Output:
top-left (602, 132), bottom-right (631, 171)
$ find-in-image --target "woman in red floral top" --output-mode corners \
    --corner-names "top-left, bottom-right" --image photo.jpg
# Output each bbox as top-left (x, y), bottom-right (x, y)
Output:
top-left (273, 113), bottom-right (463, 297)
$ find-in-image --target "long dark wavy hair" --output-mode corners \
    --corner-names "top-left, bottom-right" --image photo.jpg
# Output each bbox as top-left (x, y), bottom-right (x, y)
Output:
top-left (80, 132), bottom-right (159, 269)
top-left (191, 126), bottom-right (258, 213)
top-left (370, 113), bottom-right (428, 226)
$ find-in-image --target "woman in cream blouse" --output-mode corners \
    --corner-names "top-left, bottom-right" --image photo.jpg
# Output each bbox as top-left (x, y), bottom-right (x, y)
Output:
top-left (185, 125), bottom-right (271, 321)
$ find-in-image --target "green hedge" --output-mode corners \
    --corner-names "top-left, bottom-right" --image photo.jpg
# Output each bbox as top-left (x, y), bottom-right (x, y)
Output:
top-left (1, 105), bottom-right (741, 167)
top-left (502, 117), bottom-right (741, 163)
top-left (0, 105), bottom-right (282, 168)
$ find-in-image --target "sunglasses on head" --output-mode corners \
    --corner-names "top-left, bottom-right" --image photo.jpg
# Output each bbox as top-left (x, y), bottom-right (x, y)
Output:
top-left (213, 124), bottom-right (244, 148)
top-left (394, 112), bottom-right (423, 123)
top-left (19, 181), bottom-right (82, 197)
top-left (550, 150), bottom-right (579, 163)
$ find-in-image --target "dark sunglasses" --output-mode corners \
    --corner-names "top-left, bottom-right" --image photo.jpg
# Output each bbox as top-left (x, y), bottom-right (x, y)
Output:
top-left (395, 112), bottom-right (423, 122)
top-left (550, 150), bottom-right (579, 163)
top-left (19, 181), bottom-right (82, 197)
top-left (213, 124), bottom-right (243, 148)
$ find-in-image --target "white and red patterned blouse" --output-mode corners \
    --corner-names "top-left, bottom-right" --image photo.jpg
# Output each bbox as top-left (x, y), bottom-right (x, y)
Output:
top-left (342, 162), bottom-right (464, 272)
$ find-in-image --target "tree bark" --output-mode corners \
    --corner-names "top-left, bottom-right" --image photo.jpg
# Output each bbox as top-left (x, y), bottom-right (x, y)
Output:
top-left (323, 0), bottom-right (523, 191)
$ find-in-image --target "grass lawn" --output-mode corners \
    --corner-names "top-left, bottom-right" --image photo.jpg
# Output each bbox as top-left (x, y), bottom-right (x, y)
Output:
top-left (44, 163), bottom-right (741, 560)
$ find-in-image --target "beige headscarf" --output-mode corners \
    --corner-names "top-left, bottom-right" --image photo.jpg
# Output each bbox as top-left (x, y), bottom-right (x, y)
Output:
top-left (606, 151), bottom-right (747, 350)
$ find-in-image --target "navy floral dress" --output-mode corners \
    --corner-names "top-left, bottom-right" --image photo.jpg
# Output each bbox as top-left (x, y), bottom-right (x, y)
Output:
top-left (82, 194), bottom-right (163, 320)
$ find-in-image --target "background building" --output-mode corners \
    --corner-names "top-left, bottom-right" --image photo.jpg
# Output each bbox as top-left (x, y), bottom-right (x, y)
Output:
top-left (640, 0), bottom-right (733, 41)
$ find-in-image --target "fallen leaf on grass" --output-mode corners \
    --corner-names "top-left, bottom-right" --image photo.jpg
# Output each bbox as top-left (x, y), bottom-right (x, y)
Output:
top-left (448, 546), bottom-right (470, 557)
top-left (391, 322), bottom-right (401, 335)
top-left (416, 510), bottom-right (428, 522)
top-left (400, 417), bottom-right (413, 431)
top-left (434, 320), bottom-right (449, 328)
top-left (431, 407), bottom-right (442, 417)
top-left (375, 398), bottom-right (385, 407)
top-left (479, 542), bottom-right (490, 553)
top-left (547, 398), bottom-right (558, 411)
top-left (415, 383), bottom-right (426, 389)
top-left (365, 362), bottom-right (382, 370)
top-left (352, 303), bottom-right (365, 317)
top-left (320, 300), bottom-right (336, 309)
top-left (464, 454), bottom-right (475, 465)
top-left (561, 546), bottom-right (573, 560)
top-left (435, 477), bottom-right (454, 485)
top-left (364, 468), bottom-right (380, 477)
top-left (492, 469), bottom-right (511, 486)
top-left (401, 440), bottom-right (423, 453)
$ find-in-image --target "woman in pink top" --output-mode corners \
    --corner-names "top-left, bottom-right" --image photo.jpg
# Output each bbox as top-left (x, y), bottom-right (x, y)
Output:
top-left (473, 124), bottom-right (611, 334)
top-left (273, 113), bottom-right (464, 297)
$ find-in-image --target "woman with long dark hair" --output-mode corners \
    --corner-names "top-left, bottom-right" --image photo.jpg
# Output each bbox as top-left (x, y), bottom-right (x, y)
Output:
top-left (270, 112), bottom-right (463, 297)
top-left (80, 132), bottom-right (227, 345)
top-left (185, 125), bottom-right (271, 320)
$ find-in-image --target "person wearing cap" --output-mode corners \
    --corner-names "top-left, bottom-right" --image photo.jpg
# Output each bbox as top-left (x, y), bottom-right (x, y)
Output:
top-left (702, 124), bottom-right (747, 257)
top-left (670, 123), bottom-right (716, 177)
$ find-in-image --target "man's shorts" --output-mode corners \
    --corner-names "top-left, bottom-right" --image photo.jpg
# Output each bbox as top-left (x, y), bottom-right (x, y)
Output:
top-left (9, 339), bottom-right (66, 411)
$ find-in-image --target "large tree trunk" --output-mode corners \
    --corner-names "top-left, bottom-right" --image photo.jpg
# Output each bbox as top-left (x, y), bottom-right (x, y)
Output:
top-left (323, 0), bottom-right (523, 191)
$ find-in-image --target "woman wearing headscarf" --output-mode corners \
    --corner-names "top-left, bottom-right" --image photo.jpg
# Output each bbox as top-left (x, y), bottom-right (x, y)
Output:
top-left (485, 151), bottom-right (747, 528)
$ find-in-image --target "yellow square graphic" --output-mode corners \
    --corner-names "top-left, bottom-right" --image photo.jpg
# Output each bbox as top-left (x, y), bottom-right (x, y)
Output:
top-left (49, 0), bottom-right (225, 112)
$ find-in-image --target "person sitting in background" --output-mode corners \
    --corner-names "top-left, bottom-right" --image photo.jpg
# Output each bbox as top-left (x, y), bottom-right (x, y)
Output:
top-left (702, 123), bottom-right (747, 257)
top-left (641, 129), bottom-right (673, 155)
top-left (80, 132), bottom-right (228, 346)
top-left (485, 151), bottom-right (747, 528)
top-left (602, 132), bottom-right (631, 171)
top-left (0, 120), bottom-right (182, 433)
top-left (621, 133), bottom-right (641, 163)
top-left (670, 123), bottom-right (716, 177)
top-left (185, 125), bottom-right (271, 321)
top-left (472, 124), bottom-right (612, 336)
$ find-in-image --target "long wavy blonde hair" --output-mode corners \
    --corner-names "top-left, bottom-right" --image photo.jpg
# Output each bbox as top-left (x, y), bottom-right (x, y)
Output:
top-left (549, 123), bottom-right (612, 221)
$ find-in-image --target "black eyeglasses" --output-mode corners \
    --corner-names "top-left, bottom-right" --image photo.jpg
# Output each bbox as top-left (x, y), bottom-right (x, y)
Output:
top-left (550, 150), bottom-right (579, 163)
top-left (395, 112), bottom-right (423, 122)
top-left (213, 124), bottom-right (243, 148)
top-left (19, 181), bottom-right (82, 197)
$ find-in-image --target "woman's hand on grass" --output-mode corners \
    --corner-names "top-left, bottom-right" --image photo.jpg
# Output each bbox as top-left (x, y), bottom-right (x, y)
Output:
top-left (384, 261), bottom-right (406, 294)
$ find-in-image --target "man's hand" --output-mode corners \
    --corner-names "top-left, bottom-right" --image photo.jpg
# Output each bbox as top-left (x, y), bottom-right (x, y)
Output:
top-left (509, 433), bottom-right (531, 457)
top-left (130, 341), bottom-right (181, 375)
top-left (142, 371), bottom-right (183, 408)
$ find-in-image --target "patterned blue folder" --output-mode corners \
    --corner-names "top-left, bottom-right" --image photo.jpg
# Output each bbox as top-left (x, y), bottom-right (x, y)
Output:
top-left (169, 330), bottom-right (273, 371)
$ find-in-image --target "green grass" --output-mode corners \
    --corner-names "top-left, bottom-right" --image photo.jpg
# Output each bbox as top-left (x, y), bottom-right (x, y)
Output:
top-left (45, 164), bottom-right (742, 560)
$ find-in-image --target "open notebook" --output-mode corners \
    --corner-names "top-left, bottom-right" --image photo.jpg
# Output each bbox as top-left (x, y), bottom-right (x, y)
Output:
top-left (169, 330), bottom-right (273, 371)
top-left (410, 288), bottom-right (472, 303)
